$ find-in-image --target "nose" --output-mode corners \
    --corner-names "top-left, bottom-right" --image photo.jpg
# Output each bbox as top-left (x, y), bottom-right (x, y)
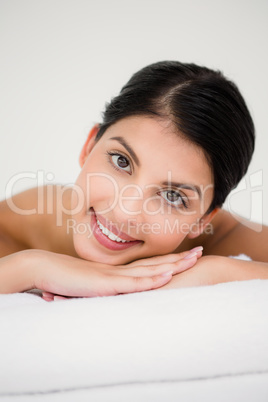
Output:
top-left (111, 183), bottom-right (146, 226)
top-left (112, 207), bottom-right (144, 240)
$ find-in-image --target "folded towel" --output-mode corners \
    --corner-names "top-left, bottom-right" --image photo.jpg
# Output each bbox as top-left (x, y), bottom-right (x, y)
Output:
top-left (0, 277), bottom-right (268, 401)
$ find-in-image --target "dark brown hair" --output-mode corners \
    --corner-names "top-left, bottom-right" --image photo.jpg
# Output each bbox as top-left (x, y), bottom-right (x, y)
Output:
top-left (96, 61), bottom-right (255, 212)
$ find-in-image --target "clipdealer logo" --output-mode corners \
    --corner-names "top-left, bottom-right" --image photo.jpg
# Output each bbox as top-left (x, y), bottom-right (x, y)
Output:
top-left (66, 217), bottom-right (214, 238)
top-left (226, 170), bottom-right (263, 232)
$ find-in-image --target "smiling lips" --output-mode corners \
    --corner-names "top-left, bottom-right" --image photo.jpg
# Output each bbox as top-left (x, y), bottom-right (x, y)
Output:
top-left (96, 219), bottom-right (131, 243)
top-left (90, 209), bottom-right (142, 251)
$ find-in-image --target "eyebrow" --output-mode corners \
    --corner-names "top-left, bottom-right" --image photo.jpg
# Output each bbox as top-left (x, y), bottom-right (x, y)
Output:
top-left (162, 181), bottom-right (202, 199)
top-left (109, 137), bottom-right (140, 166)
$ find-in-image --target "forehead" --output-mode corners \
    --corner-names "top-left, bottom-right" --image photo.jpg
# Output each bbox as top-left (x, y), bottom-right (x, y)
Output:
top-left (99, 116), bottom-right (213, 186)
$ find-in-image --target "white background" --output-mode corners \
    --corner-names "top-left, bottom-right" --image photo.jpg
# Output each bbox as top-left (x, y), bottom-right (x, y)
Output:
top-left (0, 0), bottom-right (267, 224)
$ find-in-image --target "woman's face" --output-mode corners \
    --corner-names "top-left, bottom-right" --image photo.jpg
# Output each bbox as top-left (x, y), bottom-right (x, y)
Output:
top-left (71, 116), bottom-right (214, 265)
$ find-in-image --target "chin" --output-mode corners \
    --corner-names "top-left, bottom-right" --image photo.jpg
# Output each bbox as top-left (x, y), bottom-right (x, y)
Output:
top-left (73, 239), bottom-right (129, 265)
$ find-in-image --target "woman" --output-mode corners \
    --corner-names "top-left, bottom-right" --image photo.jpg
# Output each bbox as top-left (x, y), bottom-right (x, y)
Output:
top-left (0, 61), bottom-right (267, 300)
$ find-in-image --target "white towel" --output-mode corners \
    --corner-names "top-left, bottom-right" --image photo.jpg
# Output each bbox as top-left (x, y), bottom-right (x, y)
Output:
top-left (0, 275), bottom-right (268, 401)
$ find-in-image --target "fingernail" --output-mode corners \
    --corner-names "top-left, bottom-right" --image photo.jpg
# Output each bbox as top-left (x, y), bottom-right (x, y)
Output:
top-left (42, 294), bottom-right (53, 301)
top-left (42, 292), bottom-right (52, 297)
top-left (161, 270), bottom-right (173, 277)
top-left (189, 246), bottom-right (203, 253)
top-left (42, 297), bottom-right (53, 302)
top-left (183, 252), bottom-right (197, 260)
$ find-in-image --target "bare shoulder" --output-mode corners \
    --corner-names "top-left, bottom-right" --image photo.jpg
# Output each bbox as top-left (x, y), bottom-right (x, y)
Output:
top-left (200, 209), bottom-right (268, 262)
top-left (0, 185), bottom-right (75, 256)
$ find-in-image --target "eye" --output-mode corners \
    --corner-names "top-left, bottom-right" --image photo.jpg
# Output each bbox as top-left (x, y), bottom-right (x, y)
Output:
top-left (160, 190), bottom-right (187, 208)
top-left (110, 153), bottom-right (131, 173)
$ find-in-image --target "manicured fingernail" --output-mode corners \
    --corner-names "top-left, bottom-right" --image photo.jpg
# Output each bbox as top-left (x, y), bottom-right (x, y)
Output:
top-left (190, 246), bottom-right (203, 253)
top-left (43, 297), bottom-right (53, 302)
top-left (183, 252), bottom-right (197, 260)
top-left (161, 270), bottom-right (173, 277)
top-left (42, 293), bottom-right (53, 301)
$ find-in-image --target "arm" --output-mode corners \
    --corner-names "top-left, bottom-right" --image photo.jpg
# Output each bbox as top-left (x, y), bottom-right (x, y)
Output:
top-left (0, 248), bottom-right (201, 296)
top-left (199, 209), bottom-right (268, 262)
top-left (0, 251), bottom-right (35, 293)
top-left (160, 255), bottom-right (268, 290)
top-left (161, 209), bottom-right (268, 290)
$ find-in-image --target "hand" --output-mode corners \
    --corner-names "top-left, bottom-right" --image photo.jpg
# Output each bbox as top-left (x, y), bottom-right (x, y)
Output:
top-left (36, 247), bottom-right (203, 301)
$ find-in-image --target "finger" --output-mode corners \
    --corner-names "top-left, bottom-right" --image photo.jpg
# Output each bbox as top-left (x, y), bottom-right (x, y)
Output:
top-left (112, 252), bottom-right (199, 277)
top-left (128, 246), bottom-right (203, 267)
top-left (42, 291), bottom-right (54, 302)
top-left (127, 253), bottom-right (186, 267)
top-left (42, 291), bottom-right (54, 297)
top-left (42, 291), bottom-right (69, 302)
top-left (110, 271), bottom-right (174, 295)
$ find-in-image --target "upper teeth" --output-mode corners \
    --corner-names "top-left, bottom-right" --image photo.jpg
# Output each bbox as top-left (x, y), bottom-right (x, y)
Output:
top-left (96, 219), bottom-right (131, 243)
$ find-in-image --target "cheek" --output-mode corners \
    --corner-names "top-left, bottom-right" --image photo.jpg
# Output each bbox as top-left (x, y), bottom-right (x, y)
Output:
top-left (143, 215), bottom-right (192, 253)
top-left (200, 188), bottom-right (214, 215)
top-left (89, 175), bottom-right (119, 211)
top-left (73, 164), bottom-right (120, 213)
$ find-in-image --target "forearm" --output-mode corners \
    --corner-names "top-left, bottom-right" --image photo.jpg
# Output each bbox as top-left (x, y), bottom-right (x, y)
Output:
top-left (160, 256), bottom-right (268, 290)
top-left (0, 250), bottom-right (34, 294)
top-left (224, 257), bottom-right (268, 281)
